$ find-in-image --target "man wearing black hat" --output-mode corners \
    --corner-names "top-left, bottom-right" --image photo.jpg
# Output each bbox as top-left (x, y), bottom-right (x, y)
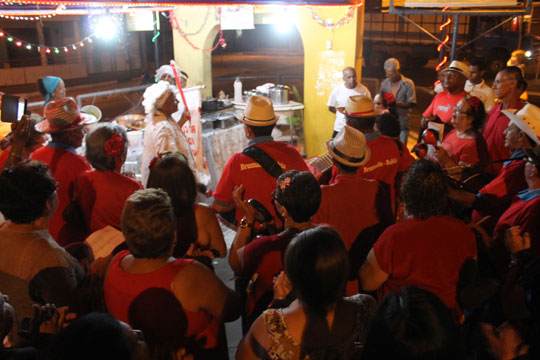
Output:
top-left (212, 96), bottom-right (308, 227)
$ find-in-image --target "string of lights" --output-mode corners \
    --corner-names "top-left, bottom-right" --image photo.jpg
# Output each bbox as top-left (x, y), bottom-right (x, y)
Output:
top-left (0, 0), bottom-right (175, 8)
top-left (0, 29), bottom-right (94, 54)
top-left (0, 13), bottom-right (55, 20)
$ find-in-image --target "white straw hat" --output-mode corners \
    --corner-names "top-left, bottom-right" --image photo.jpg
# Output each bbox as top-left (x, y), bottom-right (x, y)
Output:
top-left (325, 125), bottom-right (371, 167)
top-left (502, 104), bottom-right (540, 145)
top-left (445, 60), bottom-right (470, 79)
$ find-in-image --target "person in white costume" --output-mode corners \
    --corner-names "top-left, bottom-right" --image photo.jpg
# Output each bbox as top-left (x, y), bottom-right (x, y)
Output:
top-left (140, 81), bottom-right (194, 186)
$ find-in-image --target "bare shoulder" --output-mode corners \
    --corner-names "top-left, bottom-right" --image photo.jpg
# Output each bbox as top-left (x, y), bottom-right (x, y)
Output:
top-left (195, 202), bottom-right (212, 215)
top-left (171, 259), bottom-right (208, 286)
top-left (195, 203), bottom-right (216, 223)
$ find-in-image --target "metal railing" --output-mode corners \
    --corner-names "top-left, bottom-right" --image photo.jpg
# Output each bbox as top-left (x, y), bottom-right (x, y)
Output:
top-left (27, 83), bottom-right (207, 111)
top-left (74, 84), bottom-right (150, 108)
top-left (27, 84), bottom-right (151, 111)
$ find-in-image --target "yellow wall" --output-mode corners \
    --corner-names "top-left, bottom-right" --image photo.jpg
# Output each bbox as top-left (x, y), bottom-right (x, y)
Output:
top-left (171, 5), bottom-right (365, 156)
top-left (172, 6), bottom-right (219, 98)
top-left (295, 6), bottom-right (364, 157)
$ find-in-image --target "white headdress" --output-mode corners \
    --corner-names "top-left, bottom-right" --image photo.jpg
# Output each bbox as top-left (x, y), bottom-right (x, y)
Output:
top-left (142, 81), bottom-right (182, 120)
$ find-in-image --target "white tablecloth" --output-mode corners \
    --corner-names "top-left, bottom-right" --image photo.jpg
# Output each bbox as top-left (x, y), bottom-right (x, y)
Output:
top-left (202, 124), bottom-right (247, 191)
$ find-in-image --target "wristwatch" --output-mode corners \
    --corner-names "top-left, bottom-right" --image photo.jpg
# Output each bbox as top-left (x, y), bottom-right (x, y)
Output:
top-left (240, 217), bottom-right (253, 229)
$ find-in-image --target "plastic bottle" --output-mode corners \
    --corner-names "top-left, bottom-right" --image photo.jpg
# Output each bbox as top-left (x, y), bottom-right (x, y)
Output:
top-left (234, 77), bottom-right (243, 103)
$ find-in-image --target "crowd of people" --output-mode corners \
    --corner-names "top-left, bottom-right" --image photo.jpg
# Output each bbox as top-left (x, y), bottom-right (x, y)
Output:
top-left (0, 56), bottom-right (540, 360)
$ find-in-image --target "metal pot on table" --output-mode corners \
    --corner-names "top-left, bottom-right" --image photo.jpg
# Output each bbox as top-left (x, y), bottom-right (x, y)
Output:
top-left (268, 85), bottom-right (289, 105)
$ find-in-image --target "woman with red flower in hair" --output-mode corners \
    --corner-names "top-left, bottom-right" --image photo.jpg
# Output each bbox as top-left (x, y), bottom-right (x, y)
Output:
top-left (434, 95), bottom-right (490, 177)
top-left (74, 123), bottom-right (143, 234)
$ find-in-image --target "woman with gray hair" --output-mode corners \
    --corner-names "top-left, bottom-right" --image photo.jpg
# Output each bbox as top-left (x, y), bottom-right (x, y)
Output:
top-left (74, 123), bottom-right (143, 234)
top-left (140, 80), bottom-right (194, 186)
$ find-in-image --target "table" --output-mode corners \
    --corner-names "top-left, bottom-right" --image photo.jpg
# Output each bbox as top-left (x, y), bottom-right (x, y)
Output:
top-left (202, 124), bottom-right (247, 190)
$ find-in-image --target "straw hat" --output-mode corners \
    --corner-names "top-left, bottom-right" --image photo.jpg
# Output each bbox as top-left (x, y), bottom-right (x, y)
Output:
top-left (325, 125), bottom-right (371, 167)
top-left (35, 98), bottom-right (97, 133)
top-left (502, 104), bottom-right (540, 145)
top-left (337, 95), bottom-right (382, 118)
top-left (241, 95), bottom-right (276, 127)
top-left (445, 60), bottom-right (470, 79)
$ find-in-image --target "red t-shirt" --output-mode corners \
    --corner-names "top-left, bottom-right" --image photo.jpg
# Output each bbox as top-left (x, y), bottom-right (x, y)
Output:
top-left (471, 157), bottom-right (527, 234)
top-left (423, 91), bottom-right (468, 125)
top-left (314, 174), bottom-right (379, 250)
top-left (353, 134), bottom-right (413, 212)
top-left (241, 229), bottom-right (298, 324)
top-left (494, 194), bottom-right (540, 256)
top-left (213, 141), bottom-right (308, 223)
top-left (314, 174), bottom-right (382, 295)
top-left (441, 130), bottom-right (489, 166)
top-left (31, 144), bottom-right (91, 246)
top-left (104, 250), bottom-right (218, 347)
top-left (75, 170), bottom-right (143, 233)
top-left (373, 215), bottom-right (477, 311)
top-left (483, 101), bottom-right (525, 175)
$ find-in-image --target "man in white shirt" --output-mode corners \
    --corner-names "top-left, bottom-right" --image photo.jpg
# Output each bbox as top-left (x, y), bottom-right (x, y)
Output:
top-left (465, 59), bottom-right (496, 112)
top-left (328, 67), bottom-right (371, 138)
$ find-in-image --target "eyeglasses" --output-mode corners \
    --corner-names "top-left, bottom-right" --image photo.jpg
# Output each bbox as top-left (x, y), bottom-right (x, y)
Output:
top-left (453, 109), bottom-right (471, 116)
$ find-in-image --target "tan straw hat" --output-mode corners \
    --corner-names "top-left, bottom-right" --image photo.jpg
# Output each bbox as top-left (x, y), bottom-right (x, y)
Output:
top-left (325, 125), bottom-right (371, 167)
top-left (337, 95), bottom-right (382, 118)
top-left (502, 104), bottom-right (540, 145)
top-left (241, 95), bottom-right (276, 127)
top-left (445, 60), bottom-right (470, 79)
top-left (35, 98), bottom-right (97, 133)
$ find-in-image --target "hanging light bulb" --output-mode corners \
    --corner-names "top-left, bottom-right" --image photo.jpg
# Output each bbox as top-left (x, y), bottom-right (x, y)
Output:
top-left (63, 46), bottom-right (68, 52)
top-left (72, 44), bottom-right (76, 50)
top-left (46, 48), bottom-right (51, 54)
top-left (54, 48), bottom-right (59, 53)
top-left (26, 44), bottom-right (31, 49)
top-left (15, 40), bottom-right (22, 46)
